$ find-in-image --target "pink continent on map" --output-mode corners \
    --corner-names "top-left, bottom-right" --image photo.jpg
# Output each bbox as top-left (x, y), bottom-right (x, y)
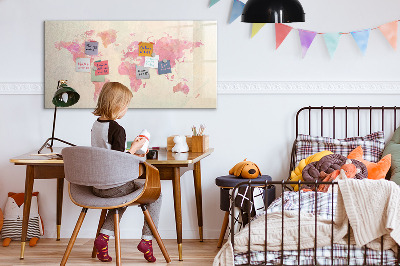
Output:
top-left (92, 79), bottom-right (110, 101)
top-left (97, 29), bottom-right (117, 48)
top-left (119, 41), bottom-right (146, 92)
top-left (54, 41), bottom-right (87, 62)
top-left (173, 82), bottom-right (190, 95)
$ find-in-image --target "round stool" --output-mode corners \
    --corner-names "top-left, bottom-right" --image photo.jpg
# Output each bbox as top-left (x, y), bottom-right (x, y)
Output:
top-left (215, 175), bottom-right (275, 248)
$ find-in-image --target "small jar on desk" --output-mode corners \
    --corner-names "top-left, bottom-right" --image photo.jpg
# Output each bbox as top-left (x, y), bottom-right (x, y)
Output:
top-left (215, 175), bottom-right (275, 248)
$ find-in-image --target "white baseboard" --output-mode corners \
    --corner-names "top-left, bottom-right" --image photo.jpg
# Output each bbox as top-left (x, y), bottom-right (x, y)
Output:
top-left (1, 81), bottom-right (400, 95)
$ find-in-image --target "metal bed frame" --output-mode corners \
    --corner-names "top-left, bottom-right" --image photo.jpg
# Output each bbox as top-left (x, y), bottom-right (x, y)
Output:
top-left (230, 106), bottom-right (400, 266)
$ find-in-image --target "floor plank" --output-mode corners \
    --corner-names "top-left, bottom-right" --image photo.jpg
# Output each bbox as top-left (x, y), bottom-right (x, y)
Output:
top-left (0, 239), bottom-right (221, 265)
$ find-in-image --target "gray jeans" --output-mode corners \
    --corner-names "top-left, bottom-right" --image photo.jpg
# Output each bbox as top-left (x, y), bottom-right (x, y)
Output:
top-left (92, 180), bottom-right (162, 240)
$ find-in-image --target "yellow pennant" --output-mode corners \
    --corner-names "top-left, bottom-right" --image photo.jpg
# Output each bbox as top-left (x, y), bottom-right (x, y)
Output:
top-left (251, 23), bottom-right (266, 38)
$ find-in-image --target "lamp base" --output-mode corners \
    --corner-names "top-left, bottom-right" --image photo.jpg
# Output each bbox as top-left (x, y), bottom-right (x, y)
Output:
top-left (38, 137), bottom-right (76, 154)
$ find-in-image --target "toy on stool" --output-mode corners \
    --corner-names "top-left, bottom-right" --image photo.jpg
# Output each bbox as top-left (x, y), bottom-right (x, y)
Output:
top-left (229, 159), bottom-right (261, 179)
top-left (1, 192), bottom-right (44, 247)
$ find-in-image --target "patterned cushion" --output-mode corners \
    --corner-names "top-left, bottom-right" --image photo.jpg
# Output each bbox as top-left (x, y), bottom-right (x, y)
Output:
top-left (294, 131), bottom-right (385, 166)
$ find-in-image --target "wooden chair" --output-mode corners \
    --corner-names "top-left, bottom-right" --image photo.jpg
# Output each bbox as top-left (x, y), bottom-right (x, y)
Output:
top-left (60, 146), bottom-right (171, 265)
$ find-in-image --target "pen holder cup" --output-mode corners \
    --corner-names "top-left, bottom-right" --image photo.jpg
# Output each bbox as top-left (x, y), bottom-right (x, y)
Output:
top-left (191, 135), bottom-right (209, 153)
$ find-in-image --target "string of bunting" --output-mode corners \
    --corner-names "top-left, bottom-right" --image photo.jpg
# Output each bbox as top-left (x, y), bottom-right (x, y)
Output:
top-left (209, 0), bottom-right (399, 58)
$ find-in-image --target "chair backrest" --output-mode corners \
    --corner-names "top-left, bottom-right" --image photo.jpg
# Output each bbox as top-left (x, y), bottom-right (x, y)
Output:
top-left (62, 146), bottom-right (145, 187)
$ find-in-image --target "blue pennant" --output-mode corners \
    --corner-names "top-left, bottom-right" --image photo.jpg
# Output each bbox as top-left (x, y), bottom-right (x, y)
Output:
top-left (229, 0), bottom-right (245, 24)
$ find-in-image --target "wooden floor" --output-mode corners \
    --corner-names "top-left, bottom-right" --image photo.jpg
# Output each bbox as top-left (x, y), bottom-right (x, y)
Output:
top-left (0, 239), bottom-right (221, 265)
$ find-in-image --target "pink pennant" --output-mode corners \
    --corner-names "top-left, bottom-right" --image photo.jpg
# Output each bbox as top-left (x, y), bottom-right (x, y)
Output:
top-left (298, 29), bottom-right (317, 58)
top-left (378, 21), bottom-right (398, 50)
top-left (275, 23), bottom-right (293, 49)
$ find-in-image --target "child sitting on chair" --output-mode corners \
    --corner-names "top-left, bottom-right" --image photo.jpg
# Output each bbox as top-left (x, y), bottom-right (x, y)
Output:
top-left (91, 81), bottom-right (162, 263)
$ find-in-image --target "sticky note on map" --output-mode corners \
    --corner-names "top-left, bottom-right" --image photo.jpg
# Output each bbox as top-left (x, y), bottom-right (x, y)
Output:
top-left (91, 60), bottom-right (105, 82)
top-left (138, 42), bottom-right (154, 57)
top-left (85, 41), bottom-right (98, 55)
top-left (144, 55), bottom-right (159, 68)
top-left (158, 60), bottom-right (172, 75)
top-left (94, 60), bottom-right (109, 75)
top-left (136, 66), bottom-right (150, 79)
top-left (76, 58), bottom-right (91, 72)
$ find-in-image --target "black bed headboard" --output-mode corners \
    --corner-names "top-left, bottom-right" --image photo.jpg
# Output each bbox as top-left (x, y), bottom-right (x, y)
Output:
top-left (289, 106), bottom-right (400, 180)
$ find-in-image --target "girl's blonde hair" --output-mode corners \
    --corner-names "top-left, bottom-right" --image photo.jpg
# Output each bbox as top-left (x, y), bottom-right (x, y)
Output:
top-left (93, 82), bottom-right (133, 120)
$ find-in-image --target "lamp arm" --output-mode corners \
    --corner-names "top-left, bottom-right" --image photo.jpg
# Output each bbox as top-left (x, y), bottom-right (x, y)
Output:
top-left (50, 106), bottom-right (57, 148)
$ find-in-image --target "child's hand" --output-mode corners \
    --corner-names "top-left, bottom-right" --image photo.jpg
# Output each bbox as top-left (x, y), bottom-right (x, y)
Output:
top-left (134, 148), bottom-right (149, 157)
top-left (128, 137), bottom-right (147, 155)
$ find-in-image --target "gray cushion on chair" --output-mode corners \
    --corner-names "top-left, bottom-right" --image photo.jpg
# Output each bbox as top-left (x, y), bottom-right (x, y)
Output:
top-left (69, 180), bottom-right (145, 208)
top-left (62, 146), bottom-right (145, 188)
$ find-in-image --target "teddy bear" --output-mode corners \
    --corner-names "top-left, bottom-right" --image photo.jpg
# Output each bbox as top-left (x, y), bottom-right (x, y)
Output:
top-left (1, 192), bottom-right (44, 247)
top-left (229, 159), bottom-right (261, 179)
top-left (172, 135), bottom-right (189, 153)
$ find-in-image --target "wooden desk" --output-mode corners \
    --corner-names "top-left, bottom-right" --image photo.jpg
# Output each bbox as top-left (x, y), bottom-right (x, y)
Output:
top-left (10, 147), bottom-right (213, 261)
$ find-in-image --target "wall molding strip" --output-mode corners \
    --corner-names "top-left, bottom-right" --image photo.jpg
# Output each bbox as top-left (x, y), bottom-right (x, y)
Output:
top-left (1, 81), bottom-right (400, 95)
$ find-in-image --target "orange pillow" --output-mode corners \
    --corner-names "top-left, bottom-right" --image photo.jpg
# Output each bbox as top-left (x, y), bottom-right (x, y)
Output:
top-left (347, 146), bottom-right (391, 180)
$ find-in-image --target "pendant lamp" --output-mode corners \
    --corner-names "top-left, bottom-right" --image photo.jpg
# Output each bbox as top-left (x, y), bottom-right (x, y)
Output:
top-left (241, 0), bottom-right (305, 23)
top-left (38, 80), bottom-right (80, 154)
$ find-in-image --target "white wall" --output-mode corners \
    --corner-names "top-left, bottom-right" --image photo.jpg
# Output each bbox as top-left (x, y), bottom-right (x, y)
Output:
top-left (1, 0), bottom-right (400, 239)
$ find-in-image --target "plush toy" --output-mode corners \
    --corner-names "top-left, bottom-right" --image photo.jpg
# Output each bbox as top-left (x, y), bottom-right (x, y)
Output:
top-left (348, 146), bottom-right (391, 180)
top-left (1, 192), bottom-right (44, 247)
top-left (172, 135), bottom-right (189, 153)
top-left (289, 150), bottom-right (333, 191)
top-left (229, 159), bottom-right (261, 179)
top-left (317, 160), bottom-right (360, 193)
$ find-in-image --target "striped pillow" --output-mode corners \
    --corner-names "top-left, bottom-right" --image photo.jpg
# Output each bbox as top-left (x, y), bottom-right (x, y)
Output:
top-left (294, 131), bottom-right (385, 167)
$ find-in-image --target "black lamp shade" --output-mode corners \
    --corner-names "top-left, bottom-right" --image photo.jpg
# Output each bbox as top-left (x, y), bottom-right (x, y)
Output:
top-left (52, 84), bottom-right (80, 107)
top-left (241, 0), bottom-right (305, 23)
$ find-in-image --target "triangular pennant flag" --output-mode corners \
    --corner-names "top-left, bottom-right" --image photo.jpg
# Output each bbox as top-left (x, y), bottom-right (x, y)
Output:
top-left (275, 23), bottom-right (293, 49)
top-left (229, 0), bottom-right (245, 24)
top-left (351, 29), bottom-right (370, 55)
top-left (298, 29), bottom-right (317, 58)
top-left (209, 0), bottom-right (220, 7)
top-left (323, 33), bottom-right (341, 58)
top-left (378, 21), bottom-right (398, 50)
top-left (251, 23), bottom-right (266, 38)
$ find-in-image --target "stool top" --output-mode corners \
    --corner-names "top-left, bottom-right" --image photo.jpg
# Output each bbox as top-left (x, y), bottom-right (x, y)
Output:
top-left (215, 175), bottom-right (272, 188)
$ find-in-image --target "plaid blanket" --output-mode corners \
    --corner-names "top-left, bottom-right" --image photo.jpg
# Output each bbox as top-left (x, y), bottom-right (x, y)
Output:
top-left (234, 191), bottom-right (397, 265)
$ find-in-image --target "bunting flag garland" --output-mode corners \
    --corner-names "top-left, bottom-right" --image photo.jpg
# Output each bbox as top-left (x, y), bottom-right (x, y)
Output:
top-left (351, 29), bottom-right (370, 55)
top-left (298, 29), bottom-right (317, 58)
top-left (209, 0), bottom-right (220, 8)
top-left (229, 0), bottom-right (245, 24)
top-left (251, 23), bottom-right (266, 38)
top-left (275, 23), bottom-right (293, 49)
top-left (208, 2), bottom-right (400, 58)
top-left (378, 21), bottom-right (398, 50)
top-left (323, 33), bottom-right (341, 58)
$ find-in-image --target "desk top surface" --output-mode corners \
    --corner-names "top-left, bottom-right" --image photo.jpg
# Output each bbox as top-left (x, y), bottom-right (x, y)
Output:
top-left (10, 147), bottom-right (214, 166)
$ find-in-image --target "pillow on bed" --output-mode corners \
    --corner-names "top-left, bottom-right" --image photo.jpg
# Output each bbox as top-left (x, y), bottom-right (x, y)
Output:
top-left (382, 126), bottom-right (400, 184)
top-left (348, 146), bottom-right (391, 180)
top-left (295, 131), bottom-right (385, 166)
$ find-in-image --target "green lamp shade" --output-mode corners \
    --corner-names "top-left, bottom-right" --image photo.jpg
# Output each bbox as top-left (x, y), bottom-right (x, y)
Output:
top-left (52, 84), bottom-right (80, 107)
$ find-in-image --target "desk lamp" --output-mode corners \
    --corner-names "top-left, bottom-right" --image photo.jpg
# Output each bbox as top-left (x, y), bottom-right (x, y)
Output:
top-left (241, 0), bottom-right (305, 23)
top-left (38, 80), bottom-right (80, 154)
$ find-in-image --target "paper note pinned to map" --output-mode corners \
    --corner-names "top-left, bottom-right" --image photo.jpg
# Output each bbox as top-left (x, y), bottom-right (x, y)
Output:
top-left (85, 41), bottom-right (99, 55)
top-left (76, 58), bottom-right (91, 72)
top-left (91, 60), bottom-right (106, 82)
top-left (138, 42), bottom-right (154, 57)
top-left (158, 60), bottom-right (172, 75)
top-left (136, 66), bottom-right (150, 79)
top-left (144, 55), bottom-right (159, 68)
top-left (94, 60), bottom-right (109, 75)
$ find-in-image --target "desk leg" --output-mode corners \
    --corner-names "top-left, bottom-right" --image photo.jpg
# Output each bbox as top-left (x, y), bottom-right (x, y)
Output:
top-left (193, 161), bottom-right (203, 242)
top-left (56, 178), bottom-right (64, 241)
top-left (172, 167), bottom-right (183, 261)
top-left (20, 165), bottom-right (34, 259)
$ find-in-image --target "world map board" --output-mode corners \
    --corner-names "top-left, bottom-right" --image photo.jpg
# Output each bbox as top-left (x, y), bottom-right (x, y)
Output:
top-left (45, 21), bottom-right (217, 108)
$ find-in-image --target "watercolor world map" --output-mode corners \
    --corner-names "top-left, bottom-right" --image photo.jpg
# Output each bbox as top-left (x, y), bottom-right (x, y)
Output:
top-left (45, 21), bottom-right (217, 108)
